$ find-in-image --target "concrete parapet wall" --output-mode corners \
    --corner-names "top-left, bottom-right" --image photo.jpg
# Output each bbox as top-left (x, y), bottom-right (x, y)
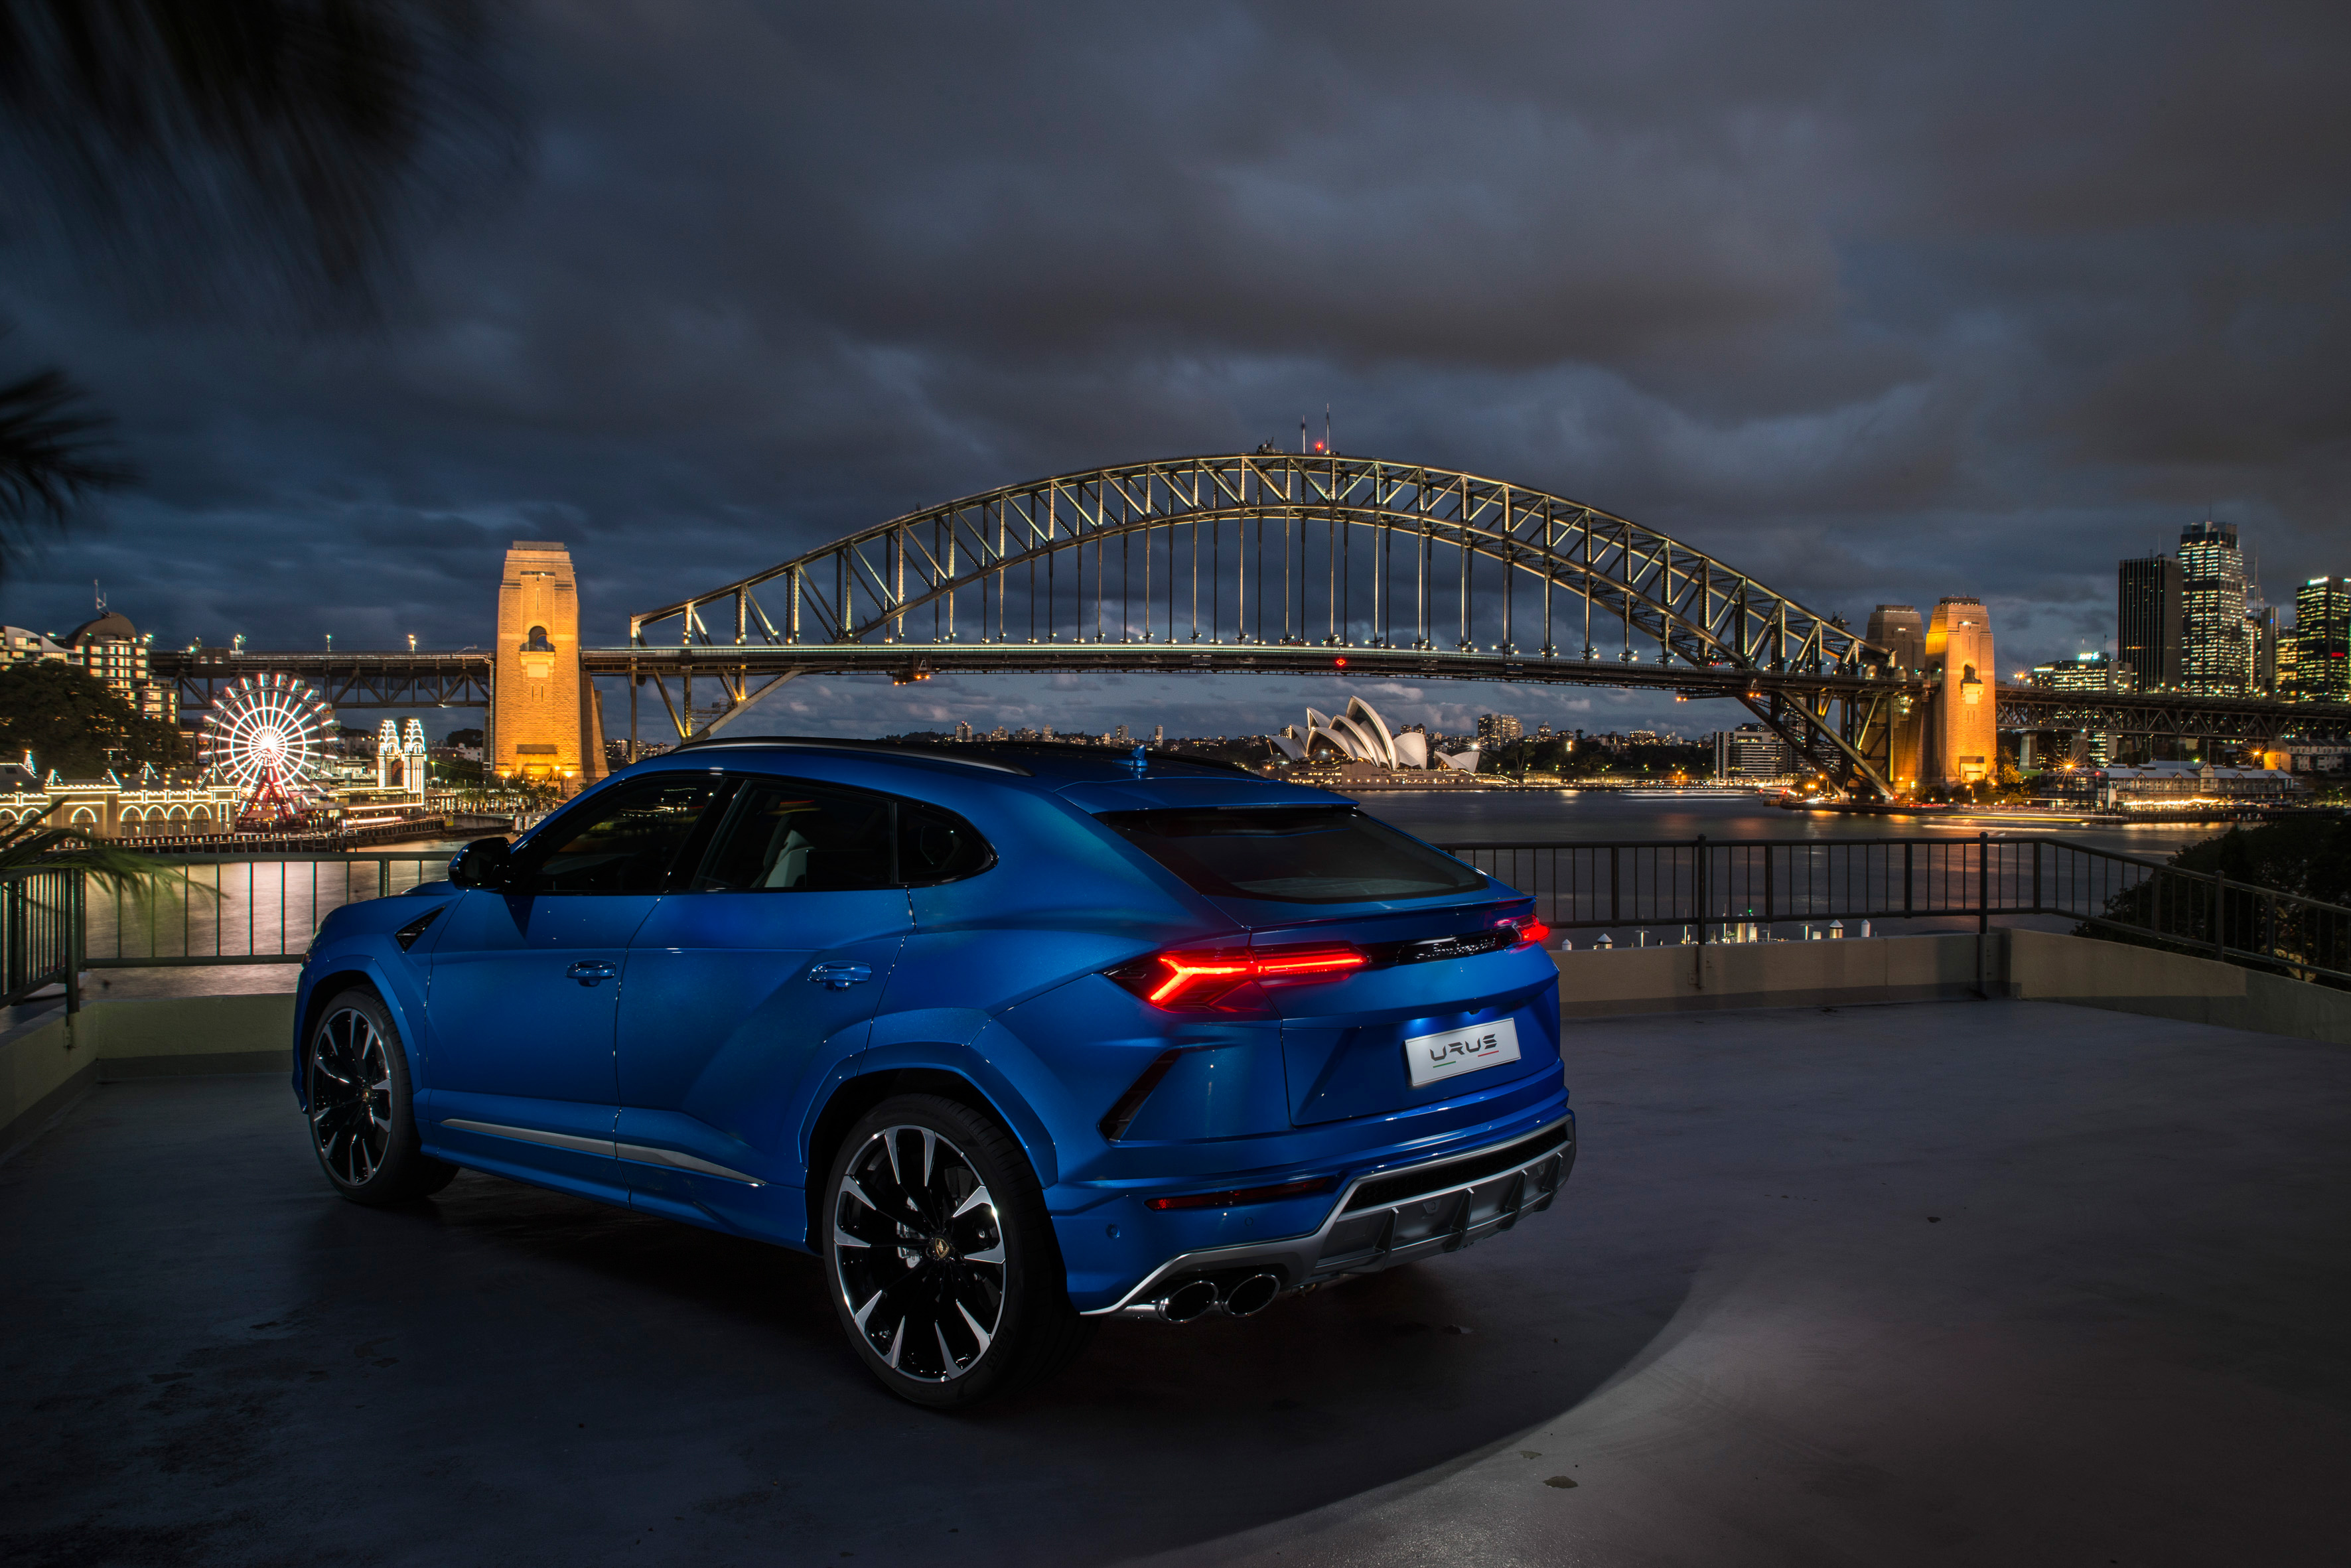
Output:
top-left (1556, 928), bottom-right (2351, 1045)
top-left (0, 994), bottom-right (296, 1164)
top-left (1557, 932), bottom-right (1987, 1017)
top-left (5, 933), bottom-right (2344, 1163)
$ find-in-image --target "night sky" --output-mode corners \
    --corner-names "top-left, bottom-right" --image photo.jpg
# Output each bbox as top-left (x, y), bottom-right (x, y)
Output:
top-left (5, 1), bottom-right (2347, 743)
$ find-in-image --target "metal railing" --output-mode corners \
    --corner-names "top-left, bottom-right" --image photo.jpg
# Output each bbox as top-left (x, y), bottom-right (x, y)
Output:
top-left (1, 871), bottom-right (83, 1009)
top-left (12, 839), bottom-right (2348, 999)
top-left (1441, 833), bottom-right (2351, 988)
top-left (82, 855), bottom-right (457, 967)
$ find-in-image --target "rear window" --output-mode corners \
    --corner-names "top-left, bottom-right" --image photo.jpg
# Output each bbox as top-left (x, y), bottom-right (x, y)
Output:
top-left (1097, 805), bottom-right (1486, 904)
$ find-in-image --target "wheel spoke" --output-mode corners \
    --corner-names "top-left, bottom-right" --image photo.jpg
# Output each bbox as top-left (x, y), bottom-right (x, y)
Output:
top-left (950, 1183), bottom-right (992, 1220)
top-left (955, 1301), bottom-right (993, 1355)
top-left (961, 1242), bottom-right (1005, 1266)
top-left (840, 1175), bottom-right (878, 1212)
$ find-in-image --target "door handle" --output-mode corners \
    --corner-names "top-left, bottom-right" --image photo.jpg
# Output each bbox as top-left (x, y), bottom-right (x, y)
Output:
top-left (566, 960), bottom-right (618, 987)
top-left (808, 961), bottom-right (873, 991)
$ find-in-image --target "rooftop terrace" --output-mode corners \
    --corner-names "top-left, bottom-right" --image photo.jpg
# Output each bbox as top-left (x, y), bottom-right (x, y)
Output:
top-left (3, 996), bottom-right (2346, 1565)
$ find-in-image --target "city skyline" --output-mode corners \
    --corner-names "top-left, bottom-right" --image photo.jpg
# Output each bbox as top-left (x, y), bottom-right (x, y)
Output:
top-left (6, 5), bottom-right (2351, 743)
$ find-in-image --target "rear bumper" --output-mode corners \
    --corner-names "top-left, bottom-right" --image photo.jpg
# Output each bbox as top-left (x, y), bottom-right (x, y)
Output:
top-left (1081, 1115), bottom-right (1575, 1319)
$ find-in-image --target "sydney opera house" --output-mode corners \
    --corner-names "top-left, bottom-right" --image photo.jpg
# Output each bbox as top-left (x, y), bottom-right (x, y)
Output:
top-left (1266, 695), bottom-right (1478, 772)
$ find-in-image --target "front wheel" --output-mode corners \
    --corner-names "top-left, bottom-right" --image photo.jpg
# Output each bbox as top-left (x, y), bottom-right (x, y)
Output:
top-left (824, 1094), bottom-right (1091, 1407)
top-left (305, 987), bottom-right (456, 1206)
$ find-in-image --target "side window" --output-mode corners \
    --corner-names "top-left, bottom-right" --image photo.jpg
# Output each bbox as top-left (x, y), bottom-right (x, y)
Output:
top-left (691, 780), bottom-right (896, 892)
top-left (898, 800), bottom-right (994, 885)
top-left (521, 777), bottom-right (722, 894)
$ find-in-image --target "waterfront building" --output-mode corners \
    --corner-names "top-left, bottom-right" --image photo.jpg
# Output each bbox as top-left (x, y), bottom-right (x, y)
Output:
top-left (2289, 577), bottom-right (2348, 701)
top-left (2095, 761), bottom-right (2305, 810)
top-left (4, 612), bottom-right (179, 724)
top-left (2178, 521), bottom-right (2252, 694)
top-left (954, 721), bottom-right (973, 742)
top-left (1713, 723), bottom-right (1795, 782)
top-left (0, 762), bottom-right (242, 838)
top-left (1265, 694), bottom-right (1458, 772)
top-left (2116, 555), bottom-right (2183, 692)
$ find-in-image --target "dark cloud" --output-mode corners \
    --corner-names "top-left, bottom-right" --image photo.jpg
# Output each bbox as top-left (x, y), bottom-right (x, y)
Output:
top-left (3, 0), bottom-right (2346, 739)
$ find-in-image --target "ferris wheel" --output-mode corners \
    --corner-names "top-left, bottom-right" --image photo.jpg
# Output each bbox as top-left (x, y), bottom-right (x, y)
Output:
top-left (199, 675), bottom-right (337, 827)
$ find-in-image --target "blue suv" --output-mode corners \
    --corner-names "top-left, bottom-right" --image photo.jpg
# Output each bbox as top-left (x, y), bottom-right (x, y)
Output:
top-left (293, 739), bottom-right (1575, 1405)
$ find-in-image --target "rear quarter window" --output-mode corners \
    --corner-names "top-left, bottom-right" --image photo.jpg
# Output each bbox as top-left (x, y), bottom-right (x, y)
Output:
top-left (1096, 805), bottom-right (1486, 904)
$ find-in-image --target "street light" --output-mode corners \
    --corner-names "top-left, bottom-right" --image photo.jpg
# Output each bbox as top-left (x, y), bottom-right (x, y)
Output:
top-left (408, 633), bottom-right (417, 653)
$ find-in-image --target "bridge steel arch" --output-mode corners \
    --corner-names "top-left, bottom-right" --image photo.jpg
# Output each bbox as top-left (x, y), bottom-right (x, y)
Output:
top-left (629, 453), bottom-right (1916, 796)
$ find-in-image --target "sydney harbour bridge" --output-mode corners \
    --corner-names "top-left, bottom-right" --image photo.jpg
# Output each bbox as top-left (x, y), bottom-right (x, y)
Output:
top-left (153, 453), bottom-right (2351, 801)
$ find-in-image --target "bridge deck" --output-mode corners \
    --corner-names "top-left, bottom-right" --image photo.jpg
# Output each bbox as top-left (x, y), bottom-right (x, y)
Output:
top-left (4, 1000), bottom-right (2344, 1565)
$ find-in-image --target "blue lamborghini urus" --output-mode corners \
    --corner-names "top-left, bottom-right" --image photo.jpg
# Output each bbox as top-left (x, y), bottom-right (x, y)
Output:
top-left (293, 738), bottom-right (1575, 1405)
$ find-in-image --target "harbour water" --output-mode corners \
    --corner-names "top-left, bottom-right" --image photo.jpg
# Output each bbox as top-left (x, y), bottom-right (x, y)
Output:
top-left (1352, 788), bottom-right (2221, 863)
top-left (81, 786), bottom-right (2233, 966)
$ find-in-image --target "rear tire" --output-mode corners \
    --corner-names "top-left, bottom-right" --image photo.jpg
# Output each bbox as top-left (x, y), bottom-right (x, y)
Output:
top-left (305, 987), bottom-right (456, 1206)
top-left (823, 1094), bottom-right (1092, 1407)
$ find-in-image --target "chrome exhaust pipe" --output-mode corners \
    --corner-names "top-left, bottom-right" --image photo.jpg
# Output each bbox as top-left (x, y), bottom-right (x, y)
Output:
top-left (1155, 1279), bottom-right (1220, 1324)
top-left (1221, 1272), bottom-right (1282, 1319)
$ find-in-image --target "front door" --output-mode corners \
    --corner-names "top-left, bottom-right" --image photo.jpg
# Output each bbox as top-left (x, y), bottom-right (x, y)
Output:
top-left (422, 774), bottom-right (725, 1196)
top-left (616, 776), bottom-right (912, 1239)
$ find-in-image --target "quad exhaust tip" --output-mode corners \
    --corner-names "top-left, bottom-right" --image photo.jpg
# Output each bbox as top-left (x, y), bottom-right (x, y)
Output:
top-left (1222, 1272), bottom-right (1281, 1318)
top-left (1157, 1279), bottom-right (1220, 1323)
top-left (1152, 1271), bottom-right (1285, 1322)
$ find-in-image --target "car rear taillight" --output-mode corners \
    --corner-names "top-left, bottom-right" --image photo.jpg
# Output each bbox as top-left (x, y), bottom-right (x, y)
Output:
top-left (1109, 942), bottom-right (1368, 1011)
top-left (1144, 1175), bottom-right (1336, 1211)
top-left (1499, 912), bottom-right (1551, 948)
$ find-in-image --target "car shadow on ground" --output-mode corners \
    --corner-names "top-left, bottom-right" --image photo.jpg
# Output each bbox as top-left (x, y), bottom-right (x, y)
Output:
top-left (279, 1161), bottom-right (1695, 1564)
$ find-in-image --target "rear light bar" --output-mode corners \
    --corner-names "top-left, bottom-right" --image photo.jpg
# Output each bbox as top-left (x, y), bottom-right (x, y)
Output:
top-left (1145, 1175), bottom-right (1336, 1211)
top-left (1499, 912), bottom-right (1551, 948)
top-left (1111, 942), bottom-right (1368, 1010)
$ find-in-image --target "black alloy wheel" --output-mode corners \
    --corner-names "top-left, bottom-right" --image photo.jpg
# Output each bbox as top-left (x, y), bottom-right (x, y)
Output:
top-left (825, 1094), bottom-right (1090, 1407)
top-left (305, 987), bottom-right (456, 1205)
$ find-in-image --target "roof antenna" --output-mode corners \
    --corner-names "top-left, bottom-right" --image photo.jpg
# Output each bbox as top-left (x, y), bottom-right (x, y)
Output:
top-left (1325, 404), bottom-right (1332, 457)
top-left (1300, 417), bottom-right (1307, 455)
top-left (93, 579), bottom-right (106, 613)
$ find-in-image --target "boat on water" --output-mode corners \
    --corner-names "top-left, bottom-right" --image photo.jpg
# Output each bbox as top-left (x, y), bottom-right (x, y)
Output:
top-left (1774, 792), bottom-right (1953, 816)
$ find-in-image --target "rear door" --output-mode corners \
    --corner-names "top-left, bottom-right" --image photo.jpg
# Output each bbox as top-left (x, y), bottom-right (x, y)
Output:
top-left (614, 776), bottom-right (913, 1234)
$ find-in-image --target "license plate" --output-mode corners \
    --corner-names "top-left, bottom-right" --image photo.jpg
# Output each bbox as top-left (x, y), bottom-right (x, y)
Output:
top-left (1405, 1018), bottom-right (1522, 1088)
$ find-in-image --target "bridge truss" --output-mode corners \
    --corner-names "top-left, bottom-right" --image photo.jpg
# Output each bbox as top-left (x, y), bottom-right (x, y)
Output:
top-left (627, 453), bottom-right (1914, 796)
top-left (157, 651), bottom-right (493, 713)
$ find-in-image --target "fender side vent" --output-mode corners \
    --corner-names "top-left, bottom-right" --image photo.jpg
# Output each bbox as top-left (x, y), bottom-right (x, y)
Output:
top-left (394, 906), bottom-right (444, 952)
top-left (1098, 1048), bottom-right (1185, 1142)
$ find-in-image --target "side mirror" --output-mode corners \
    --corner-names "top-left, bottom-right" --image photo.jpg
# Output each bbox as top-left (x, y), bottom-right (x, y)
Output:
top-left (448, 835), bottom-right (514, 890)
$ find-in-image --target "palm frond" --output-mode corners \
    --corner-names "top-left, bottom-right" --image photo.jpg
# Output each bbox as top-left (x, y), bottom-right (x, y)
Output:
top-left (0, 364), bottom-right (136, 535)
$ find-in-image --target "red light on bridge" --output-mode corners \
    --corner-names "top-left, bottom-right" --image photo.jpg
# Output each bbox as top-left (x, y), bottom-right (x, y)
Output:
top-left (1334, 656), bottom-right (1348, 668)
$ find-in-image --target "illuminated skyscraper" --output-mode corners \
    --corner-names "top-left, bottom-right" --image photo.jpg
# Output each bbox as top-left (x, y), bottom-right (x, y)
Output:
top-left (2178, 521), bottom-right (2251, 695)
top-left (2291, 576), bottom-right (2350, 702)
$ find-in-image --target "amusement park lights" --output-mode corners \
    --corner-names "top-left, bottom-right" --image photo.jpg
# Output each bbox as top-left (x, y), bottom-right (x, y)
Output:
top-left (199, 675), bottom-right (336, 829)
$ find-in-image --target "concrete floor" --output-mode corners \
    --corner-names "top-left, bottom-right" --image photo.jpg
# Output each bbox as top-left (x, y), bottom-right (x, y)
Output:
top-left (2, 1000), bottom-right (2347, 1567)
